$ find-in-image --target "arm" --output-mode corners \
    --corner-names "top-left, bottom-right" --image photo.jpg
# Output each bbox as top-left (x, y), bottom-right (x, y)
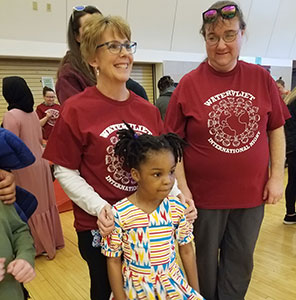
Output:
top-left (0, 170), bottom-right (16, 204)
top-left (39, 111), bottom-right (53, 127)
top-left (179, 242), bottom-right (200, 292)
top-left (175, 159), bottom-right (192, 199)
top-left (54, 165), bottom-right (114, 234)
top-left (5, 202), bottom-right (36, 283)
top-left (174, 160), bottom-right (197, 222)
top-left (263, 126), bottom-right (286, 204)
top-left (107, 257), bottom-right (126, 300)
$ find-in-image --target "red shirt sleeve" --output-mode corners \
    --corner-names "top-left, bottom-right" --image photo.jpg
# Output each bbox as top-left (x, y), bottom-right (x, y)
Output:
top-left (43, 104), bottom-right (83, 170)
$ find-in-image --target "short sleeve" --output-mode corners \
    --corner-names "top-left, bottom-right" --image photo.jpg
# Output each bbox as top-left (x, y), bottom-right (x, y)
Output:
top-left (35, 105), bottom-right (43, 119)
top-left (170, 198), bottom-right (194, 245)
top-left (164, 85), bottom-right (186, 138)
top-left (43, 104), bottom-right (83, 169)
top-left (101, 208), bottom-right (123, 257)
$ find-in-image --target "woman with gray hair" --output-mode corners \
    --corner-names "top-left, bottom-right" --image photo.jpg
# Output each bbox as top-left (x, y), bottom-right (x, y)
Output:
top-left (164, 1), bottom-right (289, 299)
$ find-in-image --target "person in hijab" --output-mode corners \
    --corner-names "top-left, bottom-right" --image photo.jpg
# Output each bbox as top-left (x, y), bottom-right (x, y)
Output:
top-left (2, 76), bottom-right (64, 260)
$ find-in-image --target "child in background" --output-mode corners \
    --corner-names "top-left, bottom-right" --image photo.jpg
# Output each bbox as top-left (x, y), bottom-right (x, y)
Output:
top-left (101, 123), bottom-right (204, 300)
top-left (0, 200), bottom-right (36, 300)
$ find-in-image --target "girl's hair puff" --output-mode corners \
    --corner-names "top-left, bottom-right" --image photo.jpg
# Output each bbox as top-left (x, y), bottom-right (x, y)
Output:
top-left (115, 122), bottom-right (186, 169)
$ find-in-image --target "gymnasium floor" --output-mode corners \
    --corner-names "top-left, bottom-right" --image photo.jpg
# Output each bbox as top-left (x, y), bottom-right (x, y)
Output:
top-left (26, 172), bottom-right (296, 300)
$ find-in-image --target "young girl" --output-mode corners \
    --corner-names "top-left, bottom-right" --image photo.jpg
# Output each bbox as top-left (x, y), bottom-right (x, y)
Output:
top-left (101, 123), bottom-right (204, 300)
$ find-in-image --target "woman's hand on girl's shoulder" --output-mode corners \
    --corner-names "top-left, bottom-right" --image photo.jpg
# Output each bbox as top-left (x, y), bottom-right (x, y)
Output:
top-left (97, 204), bottom-right (115, 237)
top-left (177, 193), bottom-right (197, 224)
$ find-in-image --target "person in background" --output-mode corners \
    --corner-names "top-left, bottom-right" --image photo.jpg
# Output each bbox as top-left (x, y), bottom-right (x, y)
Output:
top-left (283, 87), bottom-right (296, 224)
top-left (126, 77), bottom-right (149, 100)
top-left (102, 124), bottom-right (204, 300)
top-left (155, 75), bottom-right (175, 120)
top-left (43, 14), bottom-right (196, 300)
top-left (276, 77), bottom-right (290, 101)
top-left (164, 1), bottom-right (289, 300)
top-left (56, 5), bottom-right (101, 104)
top-left (2, 76), bottom-right (64, 260)
top-left (56, 5), bottom-right (148, 104)
top-left (36, 86), bottom-right (60, 141)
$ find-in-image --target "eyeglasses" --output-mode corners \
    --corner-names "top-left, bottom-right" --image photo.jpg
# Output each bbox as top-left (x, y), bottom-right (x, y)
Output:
top-left (96, 41), bottom-right (137, 54)
top-left (45, 96), bottom-right (55, 99)
top-left (205, 30), bottom-right (240, 46)
top-left (203, 5), bottom-right (238, 23)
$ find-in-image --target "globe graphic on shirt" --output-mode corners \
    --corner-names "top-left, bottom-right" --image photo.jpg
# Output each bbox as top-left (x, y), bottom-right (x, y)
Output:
top-left (105, 135), bottom-right (136, 186)
top-left (207, 97), bottom-right (260, 148)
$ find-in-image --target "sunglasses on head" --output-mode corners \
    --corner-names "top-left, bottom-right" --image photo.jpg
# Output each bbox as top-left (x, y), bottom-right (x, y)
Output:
top-left (203, 4), bottom-right (238, 23)
top-left (71, 5), bottom-right (93, 22)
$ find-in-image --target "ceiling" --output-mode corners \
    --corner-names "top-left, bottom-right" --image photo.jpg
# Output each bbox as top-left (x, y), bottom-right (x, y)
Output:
top-left (1, 0), bottom-right (296, 60)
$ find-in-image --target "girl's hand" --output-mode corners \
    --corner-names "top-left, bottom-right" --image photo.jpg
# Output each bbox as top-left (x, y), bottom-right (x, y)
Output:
top-left (0, 170), bottom-right (16, 204)
top-left (97, 204), bottom-right (115, 237)
top-left (0, 258), bottom-right (6, 282)
top-left (7, 259), bottom-right (36, 283)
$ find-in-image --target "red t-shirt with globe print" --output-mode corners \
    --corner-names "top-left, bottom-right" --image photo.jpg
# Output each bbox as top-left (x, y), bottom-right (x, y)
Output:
top-left (43, 86), bottom-right (163, 231)
top-left (165, 60), bottom-right (289, 210)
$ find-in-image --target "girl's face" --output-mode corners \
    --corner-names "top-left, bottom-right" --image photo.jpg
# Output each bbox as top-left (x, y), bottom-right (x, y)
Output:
top-left (90, 28), bottom-right (133, 86)
top-left (132, 149), bottom-right (176, 201)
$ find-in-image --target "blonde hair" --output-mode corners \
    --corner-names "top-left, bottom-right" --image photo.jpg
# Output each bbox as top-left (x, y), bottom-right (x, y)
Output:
top-left (80, 14), bottom-right (131, 63)
top-left (284, 86), bottom-right (296, 105)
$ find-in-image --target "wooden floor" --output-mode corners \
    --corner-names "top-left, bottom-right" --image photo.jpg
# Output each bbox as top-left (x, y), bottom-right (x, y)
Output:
top-left (26, 173), bottom-right (296, 300)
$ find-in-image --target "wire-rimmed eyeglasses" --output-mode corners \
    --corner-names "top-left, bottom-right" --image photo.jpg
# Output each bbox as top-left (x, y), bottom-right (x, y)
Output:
top-left (96, 41), bottom-right (137, 54)
top-left (205, 30), bottom-right (240, 46)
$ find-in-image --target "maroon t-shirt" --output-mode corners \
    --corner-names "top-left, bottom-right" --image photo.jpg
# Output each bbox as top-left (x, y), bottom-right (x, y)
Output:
top-left (43, 86), bottom-right (163, 231)
top-left (165, 60), bottom-right (289, 210)
top-left (55, 62), bottom-right (94, 105)
top-left (36, 103), bottom-right (60, 140)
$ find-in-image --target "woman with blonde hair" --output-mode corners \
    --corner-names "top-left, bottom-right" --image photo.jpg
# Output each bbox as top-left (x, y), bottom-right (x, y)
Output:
top-left (44, 14), bottom-right (164, 299)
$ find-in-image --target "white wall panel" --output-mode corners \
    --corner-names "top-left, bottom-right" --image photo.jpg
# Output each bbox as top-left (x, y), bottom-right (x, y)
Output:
top-left (0, 0), bottom-right (66, 43)
top-left (171, 0), bottom-right (207, 53)
top-left (266, 0), bottom-right (296, 58)
top-left (289, 37), bottom-right (296, 59)
top-left (236, 0), bottom-right (252, 23)
top-left (67, 0), bottom-right (128, 20)
top-left (0, 0), bottom-right (295, 63)
top-left (241, 0), bottom-right (280, 57)
top-left (127, 0), bottom-right (177, 50)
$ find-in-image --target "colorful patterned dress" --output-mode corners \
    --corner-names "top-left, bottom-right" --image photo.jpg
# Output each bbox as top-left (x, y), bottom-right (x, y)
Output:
top-left (101, 196), bottom-right (204, 300)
